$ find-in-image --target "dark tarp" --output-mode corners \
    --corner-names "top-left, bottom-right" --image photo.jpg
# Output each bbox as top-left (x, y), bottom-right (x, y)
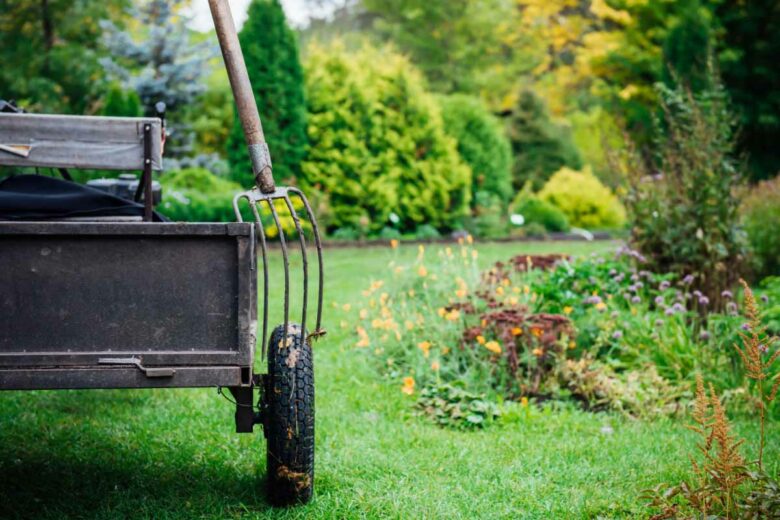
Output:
top-left (0, 174), bottom-right (167, 221)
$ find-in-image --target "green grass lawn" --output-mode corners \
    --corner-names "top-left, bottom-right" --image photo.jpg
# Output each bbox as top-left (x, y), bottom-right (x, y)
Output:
top-left (1, 240), bottom-right (777, 519)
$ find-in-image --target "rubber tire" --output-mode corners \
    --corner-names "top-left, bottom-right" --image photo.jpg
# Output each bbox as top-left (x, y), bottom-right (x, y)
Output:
top-left (264, 324), bottom-right (314, 506)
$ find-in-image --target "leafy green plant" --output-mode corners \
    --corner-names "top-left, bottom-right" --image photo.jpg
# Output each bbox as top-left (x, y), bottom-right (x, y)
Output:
top-left (617, 79), bottom-right (747, 311)
top-left (159, 168), bottom-right (241, 222)
top-left (416, 383), bottom-right (500, 429)
top-left (538, 166), bottom-right (626, 229)
top-left (742, 176), bottom-right (780, 279)
top-left (465, 191), bottom-right (507, 239)
top-left (511, 194), bottom-right (570, 233)
top-left (301, 41), bottom-right (471, 234)
top-left (438, 94), bottom-right (513, 204)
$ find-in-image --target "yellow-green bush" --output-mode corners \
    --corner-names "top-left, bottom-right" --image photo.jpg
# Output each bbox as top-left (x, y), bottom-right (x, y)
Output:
top-left (301, 41), bottom-right (471, 234)
top-left (539, 166), bottom-right (626, 229)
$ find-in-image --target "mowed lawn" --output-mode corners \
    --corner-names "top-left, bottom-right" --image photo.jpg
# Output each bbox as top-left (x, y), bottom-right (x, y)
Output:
top-left (0, 240), bottom-right (777, 519)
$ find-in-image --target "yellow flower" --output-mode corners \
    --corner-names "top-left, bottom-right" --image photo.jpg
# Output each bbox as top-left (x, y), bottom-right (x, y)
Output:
top-left (481, 319), bottom-right (487, 327)
top-left (342, 303), bottom-right (351, 312)
top-left (445, 309), bottom-right (461, 321)
top-left (511, 327), bottom-right (523, 336)
top-left (471, 250), bottom-right (478, 260)
top-left (401, 376), bottom-right (415, 395)
top-left (390, 239), bottom-right (399, 249)
top-left (520, 396), bottom-right (529, 407)
top-left (485, 341), bottom-right (502, 354)
top-left (417, 341), bottom-right (432, 358)
top-left (476, 335), bottom-right (486, 345)
top-left (418, 265), bottom-right (428, 277)
top-left (431, 361), bottom-right (441, 371)
top-left (513, 286), bottom-right (521, 294)
top-left (532, 347), bottom-right (543, 356)
top-left (502, 278), bottom-right (511, 287)
top-left (437, 307), bottom-right (446, 317)
top-left (568, 340), bottom-right (576, 349)
top-left (508, 296), bottom-right (519, 305)
top-left (631, 307), bottom-right (638, 316)
top-left (359, 309), bottom-right (368, 320)
top-left (387, 358), bottom-right (394, 366)
top-left (466, 234), bottom-right (473, 244)
top-left (523, 285), bottom-right (530, 294)
top-left (563, 306), bottom-right (573, 315)
top-left (441, 346), bottom-right (451, 355)
top-left (595, 302), bottom-right (607, 311)
top-left (408, 289), bottom-right (415, 298)
top-left (496, 286), bottom-right (505, 296)
top-left (445, 247), bottom-right (453, 257)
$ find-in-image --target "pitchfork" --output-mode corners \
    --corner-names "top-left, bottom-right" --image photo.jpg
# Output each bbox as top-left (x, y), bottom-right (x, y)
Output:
top-left (209, 0), bottom-right (325, 355)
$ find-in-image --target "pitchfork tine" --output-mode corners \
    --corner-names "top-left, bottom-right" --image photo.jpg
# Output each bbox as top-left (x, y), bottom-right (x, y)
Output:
top-left (248, 200), bottom-right (270, 359)
top-left (265, 199), bottom-right (290, 343)
top-left (282, 196), bottom-right (308, 347)
top-left (290, 188), bottom-right (324, 335)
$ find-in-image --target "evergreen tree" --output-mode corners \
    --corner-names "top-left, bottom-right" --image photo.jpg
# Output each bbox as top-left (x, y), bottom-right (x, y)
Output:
top-left (507, 90), bottom-right (582, 191)
top-left (99, 0), bottom-right (212, 157)
top-left (226, 0), bottom-right (307, 188)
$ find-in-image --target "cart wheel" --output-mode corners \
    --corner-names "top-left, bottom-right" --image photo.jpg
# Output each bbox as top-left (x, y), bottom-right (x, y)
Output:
top-left (264, 324), bottom-right (314, 505)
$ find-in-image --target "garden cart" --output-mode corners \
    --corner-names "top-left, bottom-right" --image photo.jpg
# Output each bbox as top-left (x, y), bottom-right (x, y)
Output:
top-left (0, 0), bottom-right (323, 505)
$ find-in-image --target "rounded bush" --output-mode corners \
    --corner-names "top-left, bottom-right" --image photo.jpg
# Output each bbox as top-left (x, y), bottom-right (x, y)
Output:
top-left (159, 168), bottom-right (242, 222)
top-left (512, 196), bottom-right (570, 232)
top-left (438, 94), bottom-right (512, 204)
top-left (539, 166), bottom-right (626, 229)
top-left (301, 41), bottom-right (471, 234)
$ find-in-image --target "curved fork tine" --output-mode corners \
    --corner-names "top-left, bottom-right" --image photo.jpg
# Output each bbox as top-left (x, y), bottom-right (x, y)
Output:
top-left (282, 195), bottom-right (308, 347)
top-left (248, 201), bottom-right (270, 360)
top-left (290, 188), bottom-right (324, 336)
top-left (265, 198), bottom-right (290, 345)
top-left (232, 192), bottom-right (246, 222)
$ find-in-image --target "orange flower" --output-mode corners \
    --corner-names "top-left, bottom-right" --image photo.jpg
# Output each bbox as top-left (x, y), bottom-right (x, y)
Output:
top-left (485, 341), bottom-right (502, 354)
top-left (445, 309), bottom-right (461, 321)
top-left (417, 341), bottom-right (432, 358)
top-left (437, 307), bottom-right (446, 317)
top-left (532, 347), bottom-right (543, 356)
top-left (530, 327), bottom-right (543, 338)
top-left (476, 335), bottom-right (486, 345)
top-left (359, 309), bottom-right (368, 320)
top-left (431, 361), bottom-right (441, 371)
top-left (401, 376), bottom-right (415, 395)
top-left (341, 303), bottom-right (352, 312)
top-left (441, 346), bottom-right (451, 355)
top-left (390, 239), bottom-right (399, 249)
top-left (511, 327), bottom-right (523, 336)
top-left (418, 265), bottom-right (428, 277)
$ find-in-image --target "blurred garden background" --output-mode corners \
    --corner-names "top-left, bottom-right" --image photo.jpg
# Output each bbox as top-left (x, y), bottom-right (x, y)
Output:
top-left (2, 0), bottom-right (780, 518)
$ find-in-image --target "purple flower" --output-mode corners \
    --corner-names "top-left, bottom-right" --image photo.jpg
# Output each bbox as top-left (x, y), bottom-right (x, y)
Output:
top-left (631, 273), bottom-right (640, 282)
top-left (585, 295), bottom-right (603, 305)
top-left (726, 301), bottom-right (738, 315)
top-left (672, 302), bottom-right (686, 313)
top-left (611, 311), bottom-right (620, 319)
top-left (613, 273), bottom-right (625, 283)
top-left (682, 274), bottom-right (695, 285)
top-left (758, 344), bottom-right (769, 354)
top-left (698, 296), bottom-right (709, 306)
top-left (741, 323), bottom-right (751, 331)
top-left (609, 268), bottom-right (617, 276)
top-left (612, 330), bottom-right (623, 339)
top-left (654, 296), bottom-right (665, 306)
top-left (589, 276), bottom-right (598, 285)
top-left (631, 295), bottom-right (641, 304)
top-left (655, 319), bottom-right (664, 327)
top-left (761, 294), bottom-right (769, 303)
top-left (635, 281), bottom-right (644, 290)
top-left (693, 290), bottom-right (702, 298)
top-left (699, 330), bottom-right (710, 341)
top-left (659, 281), bottom-right (671, 291)
top-left (665, 308), bottom-right (675, 316)
top-left (721, 290), bottom-right (733, 300)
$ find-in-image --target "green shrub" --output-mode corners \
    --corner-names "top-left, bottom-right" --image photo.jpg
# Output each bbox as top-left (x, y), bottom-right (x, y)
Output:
top-left (511, 195), bottom-right (570, 233)
top-left (438, 94), bottom-right (512, 204)
top-left (226, 0), bottom-right (307, 187)
top-left (301, 41), bottom-right (471, 234)
top-left (414, 224), bottom-right (441, 240)
top-left (507, 90), bottom-right (582, 191)
top-left (159, 168), bottom-right (242, 222)
top-left (742, 176), bottom-right (780, 278)
top-left (618, 80), bottom-right (746, 309)
top-left (465, 191), bottom-right (507, 239)
top-left (538, 166), bottom-right (625, 229)
top-left (101, 82), bottom-right (141, 117)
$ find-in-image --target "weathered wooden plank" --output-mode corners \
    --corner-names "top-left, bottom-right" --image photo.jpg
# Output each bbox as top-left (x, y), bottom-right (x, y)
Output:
top-left (0, 113), bottom-right (163, 171)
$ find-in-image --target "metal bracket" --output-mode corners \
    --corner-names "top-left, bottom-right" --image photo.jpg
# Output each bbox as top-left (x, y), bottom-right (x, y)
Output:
top-left (97, 356), bottom-right (175, 378)
top-left (132, 123), bottom-right (154, 221)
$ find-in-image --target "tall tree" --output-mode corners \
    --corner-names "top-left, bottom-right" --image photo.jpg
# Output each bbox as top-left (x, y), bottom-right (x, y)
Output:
top-left (0, 0), bottom-right (126, 114)
top-left (226, 0), bottom-right (307, 187)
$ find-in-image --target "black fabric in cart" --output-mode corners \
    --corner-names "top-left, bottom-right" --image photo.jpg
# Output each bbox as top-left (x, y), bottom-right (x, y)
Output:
top-left (0, 175), bottom-right (167, 221)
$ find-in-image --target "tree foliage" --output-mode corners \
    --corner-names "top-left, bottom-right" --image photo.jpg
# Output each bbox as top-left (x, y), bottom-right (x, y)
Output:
top-left (507, 90), bottom-right (582, 191)
top-left (438, 94), bottom-right (512, 205)
top-left (301, 41), bottom-right (471, 234)
top-left (226, 0), bottom-right (308, 188)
